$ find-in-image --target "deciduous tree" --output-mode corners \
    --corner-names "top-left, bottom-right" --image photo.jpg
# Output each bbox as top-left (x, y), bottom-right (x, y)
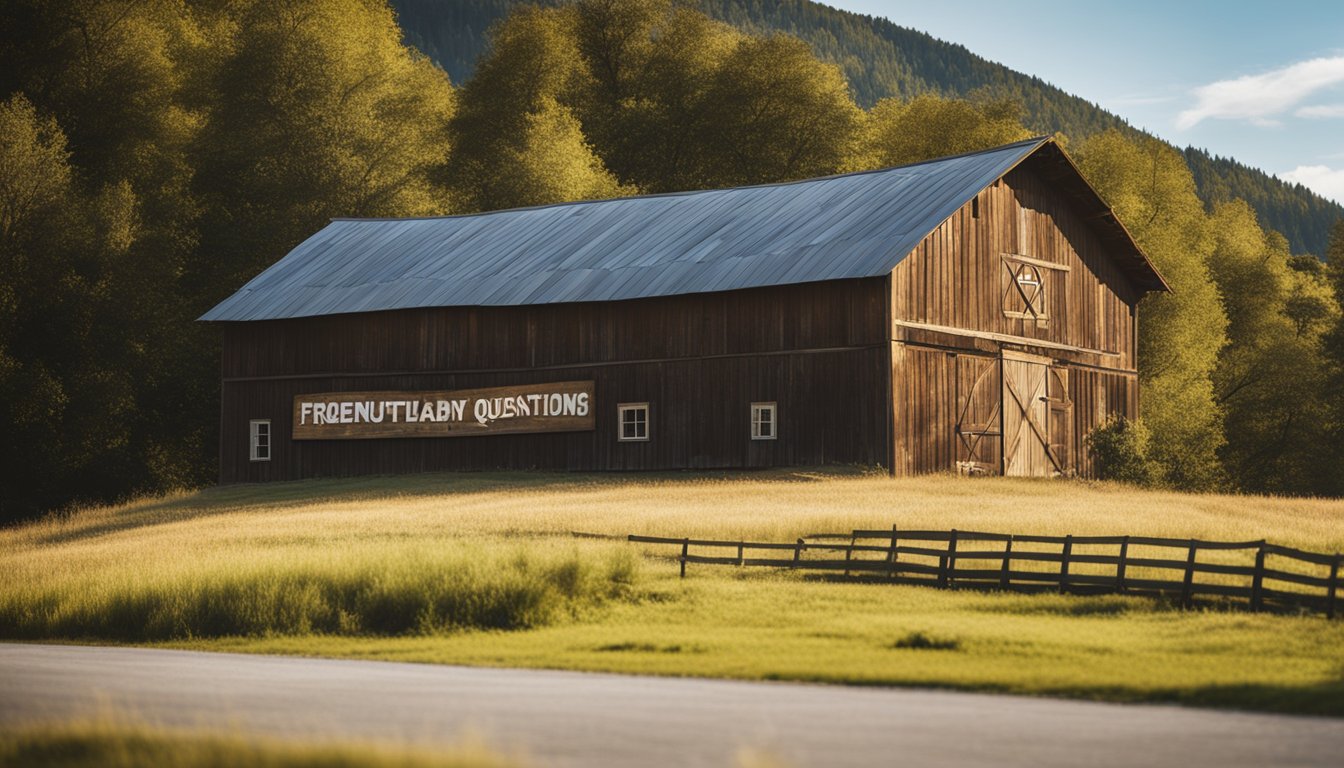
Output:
top-left (1074, 131), bottom-right (1228, 489)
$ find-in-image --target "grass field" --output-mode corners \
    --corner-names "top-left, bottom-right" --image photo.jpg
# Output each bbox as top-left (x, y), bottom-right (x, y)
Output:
top-left (3, 469), bottom-right (1343, 715)
top-left (0, 720), bottom-right (514, 768)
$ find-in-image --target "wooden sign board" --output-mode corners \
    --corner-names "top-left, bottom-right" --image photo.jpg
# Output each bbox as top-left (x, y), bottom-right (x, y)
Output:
top-left (293, 380), bottom-right (594, 440)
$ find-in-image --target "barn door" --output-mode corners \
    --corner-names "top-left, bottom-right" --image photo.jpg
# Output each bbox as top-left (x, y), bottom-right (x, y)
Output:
top-left (1001, 351), bottom-right (1059, 477)
top-left (954, 355), bottom-right (1001, 475)
top-left (1046, 365), bottom-right (1073, 476)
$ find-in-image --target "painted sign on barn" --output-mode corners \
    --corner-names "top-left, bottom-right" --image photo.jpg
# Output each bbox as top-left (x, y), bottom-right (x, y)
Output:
top-left (293, 381), bottom-right (595, 439)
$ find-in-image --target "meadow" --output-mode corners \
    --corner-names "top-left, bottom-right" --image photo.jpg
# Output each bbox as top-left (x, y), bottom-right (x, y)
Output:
top-left (2, 469), bottom-right (1343, 715)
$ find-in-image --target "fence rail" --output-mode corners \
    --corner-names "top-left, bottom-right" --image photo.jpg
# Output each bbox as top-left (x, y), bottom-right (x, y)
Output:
top-left (625, 529), bottom-right (1343, 618)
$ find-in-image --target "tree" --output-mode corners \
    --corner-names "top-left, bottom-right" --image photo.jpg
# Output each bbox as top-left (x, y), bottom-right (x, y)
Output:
top-left (445, 5), bottom-right (627, 211)
top-left (569, 0), bottom-right (741, 192)
top-left (1073, 131), bottom-right (1228, 490)
top-left (1322, 220), bottom-right (1344, 495)
top-left (195, 0), bottom-right (457, 293)
top-left (0, 0), bottom-right (207, 512)
top-left (861, 94), bottom-right (1031, 169)
top-left (697, 33), bottom-right (863, 186)
top-left (0, 95), bottom-right (143, 518)
top-left (1206, 201), bottom-right (1339, 493)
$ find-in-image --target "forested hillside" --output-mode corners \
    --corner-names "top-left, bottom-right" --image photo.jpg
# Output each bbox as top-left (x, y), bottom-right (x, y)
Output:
top-left (390, 0), bottom-right (1343, 256)
top-left (3, 0), bottom-right (1343, 522)
top-left (1183, 149), bottom-right (1343, 260)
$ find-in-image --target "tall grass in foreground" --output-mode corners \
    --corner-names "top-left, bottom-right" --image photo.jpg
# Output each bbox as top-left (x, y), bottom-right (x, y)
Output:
top-left (0, 721), bottom-right (515, 768)
top-left (0, 544), bottom-right (638, 641)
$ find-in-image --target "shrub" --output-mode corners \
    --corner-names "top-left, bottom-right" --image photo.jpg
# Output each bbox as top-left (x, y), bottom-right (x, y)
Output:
top-left (1085, 416), bottom-right (1159, 485)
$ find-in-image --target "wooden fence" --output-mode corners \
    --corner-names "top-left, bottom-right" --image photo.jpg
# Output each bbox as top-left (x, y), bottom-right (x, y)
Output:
top-left (626, 529), bottom-right (1343, 617)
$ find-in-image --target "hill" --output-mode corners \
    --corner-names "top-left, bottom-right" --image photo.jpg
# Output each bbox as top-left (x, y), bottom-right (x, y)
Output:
top-left (388, 0), bottom-right (1343, 256)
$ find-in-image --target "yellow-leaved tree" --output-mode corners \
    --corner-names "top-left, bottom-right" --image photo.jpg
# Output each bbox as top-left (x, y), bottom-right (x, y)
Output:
top-left (445, 5), bottom-right (630, 212)
top-left (860, 94), bottom-right (1032, 169)
top-left (1074, 130), bottom-right (1228, 489)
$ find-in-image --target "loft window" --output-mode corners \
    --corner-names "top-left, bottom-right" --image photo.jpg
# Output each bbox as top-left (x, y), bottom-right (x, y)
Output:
top-left (249, 419), bottom-right (271, 462)
top-left (751, 402), bottom-right (777, 440)
top-left (618, 403), bottom-right (649, 442)
top-left (1002, 257), bottom-right (1048, 325)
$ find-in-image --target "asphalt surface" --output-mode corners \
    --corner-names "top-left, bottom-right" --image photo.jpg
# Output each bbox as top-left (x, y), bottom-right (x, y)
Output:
top-left (1, 643), bottom-right (1341, 767)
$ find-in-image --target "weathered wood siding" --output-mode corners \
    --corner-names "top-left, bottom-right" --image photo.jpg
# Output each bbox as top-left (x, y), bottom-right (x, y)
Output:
top-left (890, 162), bottom-right (1143, 477)
top-left (220, 279), bottom-right (892, 482)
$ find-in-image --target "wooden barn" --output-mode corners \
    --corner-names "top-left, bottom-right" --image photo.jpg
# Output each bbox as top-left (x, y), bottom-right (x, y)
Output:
top-left (200, 137), bottom-right (1167, 483)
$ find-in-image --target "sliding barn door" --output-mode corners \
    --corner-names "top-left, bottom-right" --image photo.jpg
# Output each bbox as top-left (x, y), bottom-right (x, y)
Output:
top-left (1001, 351), bottom-right (1058, 477)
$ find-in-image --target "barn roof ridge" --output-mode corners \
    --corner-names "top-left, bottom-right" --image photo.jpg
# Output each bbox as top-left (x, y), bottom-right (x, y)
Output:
top-left (200, 137), bottom-right (1164, 323)
top-left (331, 135), bottom-right (1054, 224)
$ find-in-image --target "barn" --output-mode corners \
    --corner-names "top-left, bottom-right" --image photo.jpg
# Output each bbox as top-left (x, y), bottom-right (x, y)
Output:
top-left (200, 136), bottom-right (1167, 483)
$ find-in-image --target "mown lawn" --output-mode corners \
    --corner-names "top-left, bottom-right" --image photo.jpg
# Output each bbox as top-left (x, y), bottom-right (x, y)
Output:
top-left (3, 469), bottom-right (1343, 715)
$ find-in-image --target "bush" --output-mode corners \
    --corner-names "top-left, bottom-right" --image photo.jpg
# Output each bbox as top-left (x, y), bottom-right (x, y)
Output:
top-left (1086, 416), bottom-right (1159, 485)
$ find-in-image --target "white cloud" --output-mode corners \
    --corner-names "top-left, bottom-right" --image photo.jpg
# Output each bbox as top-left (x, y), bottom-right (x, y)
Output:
top-left (1176, 56), bottom-right (1344, 129)
top-left (1280, 165), bottom-right (1344, 204)
top-left (1296, 104), bottom-right (1344, 118)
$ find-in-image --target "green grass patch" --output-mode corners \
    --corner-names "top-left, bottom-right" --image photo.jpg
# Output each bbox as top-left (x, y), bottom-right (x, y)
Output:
top-left (0, 721), bottom-right (513, 768)
top-left (186, 565), bottom-right (1344, 716)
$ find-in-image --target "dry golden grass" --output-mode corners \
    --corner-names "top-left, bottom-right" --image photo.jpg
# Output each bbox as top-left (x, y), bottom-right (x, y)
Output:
top-left (10, 468), bottom-right (1342, 560)
top-left (0, 719), bottom-right (515, 768)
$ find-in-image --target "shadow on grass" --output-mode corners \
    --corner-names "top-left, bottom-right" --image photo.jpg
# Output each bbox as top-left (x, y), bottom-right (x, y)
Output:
top-left (1171, 680), bottom-right (1344, 717)
top-left (19, 466), bottom-right (876, 547)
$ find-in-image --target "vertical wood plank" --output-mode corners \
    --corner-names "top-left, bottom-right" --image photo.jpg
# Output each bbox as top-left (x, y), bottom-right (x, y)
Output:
top-left (1182, 541), bottom-right (1198, 608)
top-left (1327, 555), bottom-right (1340, 619)
top-left (1116, 536), bottom-right (1129, 593)
top-left (1251, 542), bottom-right (1267, 611)
top-left (1059, 535), bottom-right (1073, 594)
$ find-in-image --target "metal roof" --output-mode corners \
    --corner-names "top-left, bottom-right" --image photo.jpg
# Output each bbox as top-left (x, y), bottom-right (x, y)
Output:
top-left (200, 137), bottom-right (1165, 322)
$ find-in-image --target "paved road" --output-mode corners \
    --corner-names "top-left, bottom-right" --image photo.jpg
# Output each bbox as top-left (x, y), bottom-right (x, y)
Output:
top-left (1, 644), bottom-right (1341, 767)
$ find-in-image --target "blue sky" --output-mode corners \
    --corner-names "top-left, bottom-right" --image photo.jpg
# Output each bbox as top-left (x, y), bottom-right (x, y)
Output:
top-left (825, 0), bottom-right (1344, 205)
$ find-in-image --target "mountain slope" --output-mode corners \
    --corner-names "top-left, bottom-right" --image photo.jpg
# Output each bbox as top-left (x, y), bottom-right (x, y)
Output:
top-left (389, 0), bottom-right (1343, 256)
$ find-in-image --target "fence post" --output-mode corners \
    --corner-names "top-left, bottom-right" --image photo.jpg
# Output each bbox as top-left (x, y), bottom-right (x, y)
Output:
top-left (1181, 540), bottom-right (1197, 609)
top-left (1251, 541), bottom-right (1266, 612)
top-left (1116, 536), bottom-right (1129, 593)
top-left (1000, 535), bottom-right (1013, 589)
top-left (844, 533), bottom-right (857, 578)
top-left (940, 529), bottom-right (958, 588)
top-left (1327, 555), bottom-right (1341, 620)
top-left (793, 538), bottom-right (803, 569)
top-left (680, 538), bottom-right (689, 579)
top-left (887, 524), bottom-right (899, 579)
top-left (1059, 535), bottom-right (1073, 595)
top-left (737, 541), bottom-right (745, 567)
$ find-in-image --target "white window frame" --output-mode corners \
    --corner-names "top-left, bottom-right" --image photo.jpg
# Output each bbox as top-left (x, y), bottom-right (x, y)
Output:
top-left (249, 419), bottom-right (271, 462)
top-left (751, 402), bottom-right (777, 441)
top-left (617, 403), bottom-right (649, 442)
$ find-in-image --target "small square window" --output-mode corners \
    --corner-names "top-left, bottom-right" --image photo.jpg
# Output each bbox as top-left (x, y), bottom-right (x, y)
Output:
top-left (618, 403), bottom-right (648, 442)
top-left (751, 402), bottom-right (777, 440)
top-left (249, 419), bottom-right (271, 462)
